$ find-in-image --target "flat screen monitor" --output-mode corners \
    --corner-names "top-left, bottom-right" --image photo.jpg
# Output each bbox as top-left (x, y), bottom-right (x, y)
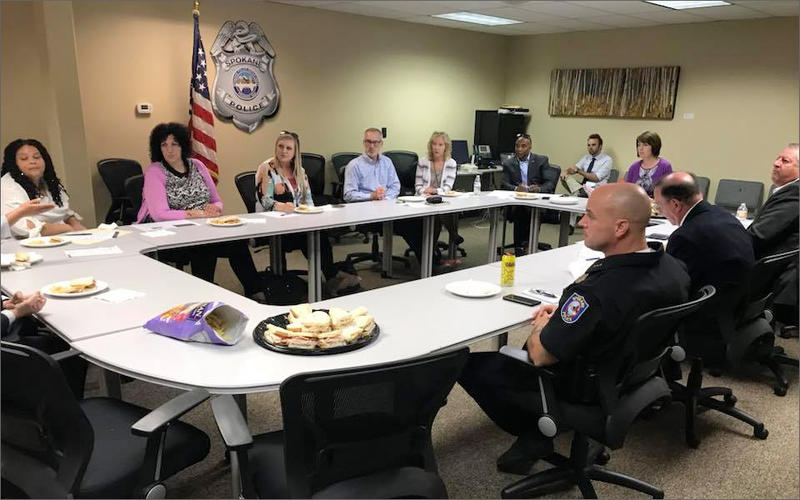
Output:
top-left (451, 139), bottom-right (470, 165)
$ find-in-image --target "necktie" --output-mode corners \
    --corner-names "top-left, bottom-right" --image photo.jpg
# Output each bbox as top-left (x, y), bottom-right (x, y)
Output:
top-left (581, 157), bottom-right (596, 185)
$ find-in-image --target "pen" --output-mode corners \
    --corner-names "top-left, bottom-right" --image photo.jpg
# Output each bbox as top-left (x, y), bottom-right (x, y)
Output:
top-left (67, 232), bottom-right (92, 236)
top-left (585, 257), bottom-right (600, 261)
top-left (532, 289), bottom-right (558, 299)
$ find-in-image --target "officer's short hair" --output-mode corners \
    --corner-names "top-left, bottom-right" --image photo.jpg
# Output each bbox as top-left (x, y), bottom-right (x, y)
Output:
top-left (588, 133), bottom-right (602, 145)
top-left (655, 174), bottom-right (699, 204)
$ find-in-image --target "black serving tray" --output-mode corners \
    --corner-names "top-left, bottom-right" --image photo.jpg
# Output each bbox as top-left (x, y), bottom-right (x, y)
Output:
top-left (252, 309), bottom-right (380, 355)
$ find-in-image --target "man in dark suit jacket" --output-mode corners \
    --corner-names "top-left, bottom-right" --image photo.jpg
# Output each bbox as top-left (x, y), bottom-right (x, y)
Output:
top-left (748, 144), bottom-right (799, 325)
top-left (654, 172), bottom-right (755, 362)
top-left (501, 134), bottom-right (559, 251)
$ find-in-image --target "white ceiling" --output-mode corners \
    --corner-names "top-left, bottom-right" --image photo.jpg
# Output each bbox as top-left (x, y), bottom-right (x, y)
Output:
top-left (271, 1), bottom-right (798, 35)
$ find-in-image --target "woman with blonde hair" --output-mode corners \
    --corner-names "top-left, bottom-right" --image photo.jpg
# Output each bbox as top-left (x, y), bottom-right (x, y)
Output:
top-left (255, 131), bottom-right (360, 295)
top-left (414, 131), bottom-right (462, 267)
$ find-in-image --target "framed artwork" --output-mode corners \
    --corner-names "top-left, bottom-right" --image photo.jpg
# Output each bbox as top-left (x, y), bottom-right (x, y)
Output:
top-left (549, 66), bottom-right (680, 119)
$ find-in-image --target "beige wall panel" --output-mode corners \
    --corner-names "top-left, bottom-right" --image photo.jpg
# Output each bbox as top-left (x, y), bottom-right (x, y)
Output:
top-left (505, 17), bottom-right (799, 202)
top-left (70, 1), bottom-right (508, 218)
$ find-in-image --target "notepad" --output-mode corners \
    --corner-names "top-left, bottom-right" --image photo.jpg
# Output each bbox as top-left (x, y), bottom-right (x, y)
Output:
top-left (65, 246), bottom-right (123, 258)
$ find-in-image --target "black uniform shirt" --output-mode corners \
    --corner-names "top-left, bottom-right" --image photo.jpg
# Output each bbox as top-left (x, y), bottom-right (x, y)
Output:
top-left (539, 243), bottom-right (690, 375)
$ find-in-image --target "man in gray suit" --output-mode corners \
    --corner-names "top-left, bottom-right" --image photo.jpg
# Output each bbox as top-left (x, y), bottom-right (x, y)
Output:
top-left (501, 134), bottom-right (558, 252)
top-left (748, 143), bottom-right (799, 328)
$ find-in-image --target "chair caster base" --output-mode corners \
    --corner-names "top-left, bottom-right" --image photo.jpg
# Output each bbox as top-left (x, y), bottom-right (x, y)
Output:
top-left (595, 450), bottom-right (610, 466)
top-left (754, 423), bottom-right (769, 440)
top-left (773, 383), bottom-right (788, 397)
top-left (144, 483), bottom-right (166, 499)
top-left (723, 393), bottom-right (737, 406)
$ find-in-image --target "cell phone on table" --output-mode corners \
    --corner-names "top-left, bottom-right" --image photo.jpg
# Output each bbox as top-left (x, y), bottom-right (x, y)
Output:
top-left (503, 294), bottom-right (541, 306)
top-left (648, 233), bottom-right (669, 241)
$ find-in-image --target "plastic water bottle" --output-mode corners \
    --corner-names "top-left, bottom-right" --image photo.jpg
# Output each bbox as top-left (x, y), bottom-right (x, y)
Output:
top-left (473, 175), bottom-right (481, 195)
top-left (736, 202), bottom-right (748, 220)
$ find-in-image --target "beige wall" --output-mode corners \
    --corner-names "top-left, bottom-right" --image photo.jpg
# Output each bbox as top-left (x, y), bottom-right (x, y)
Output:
top-left (504, 17), bottom-right (799, 201)
top-left (2, 3), bottom-right (798, 222)
top-left (68, 0), bottom-right (508, 219)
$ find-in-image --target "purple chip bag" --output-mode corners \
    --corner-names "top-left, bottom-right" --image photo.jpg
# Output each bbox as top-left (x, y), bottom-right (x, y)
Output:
top-left (144, 301), bottom-right (248, 345)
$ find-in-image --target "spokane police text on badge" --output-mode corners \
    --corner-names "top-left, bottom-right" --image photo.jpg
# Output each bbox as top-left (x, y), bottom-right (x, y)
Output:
top-left (210, 20), bottom-right (280, 133)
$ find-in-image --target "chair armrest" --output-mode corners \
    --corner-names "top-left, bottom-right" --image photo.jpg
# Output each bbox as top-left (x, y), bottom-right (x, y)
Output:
top-left (211, 395), bottom-right (254, 450)
top-left (499, 346), bottom-right (559, 436)
top-left (51, 348), bottom-right (81, 361)
top-left (131, 388), bottom-right (210, 437)
top-left (499, 346), bottom-right (557, 378)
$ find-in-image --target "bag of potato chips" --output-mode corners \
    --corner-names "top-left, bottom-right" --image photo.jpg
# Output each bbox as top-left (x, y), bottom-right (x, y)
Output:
top-left (144, 301), bottom-right (248, 345)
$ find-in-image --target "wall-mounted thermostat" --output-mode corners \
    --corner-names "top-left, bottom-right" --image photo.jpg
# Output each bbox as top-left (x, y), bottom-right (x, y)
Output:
top-left (136, 103), bottom-right (152, 115)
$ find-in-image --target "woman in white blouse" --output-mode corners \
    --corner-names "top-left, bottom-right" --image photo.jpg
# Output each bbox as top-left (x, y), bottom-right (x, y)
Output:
top-left (1, 139), bottom-right (85, 238)
top-left (414, 131), bottom-right (462, 267)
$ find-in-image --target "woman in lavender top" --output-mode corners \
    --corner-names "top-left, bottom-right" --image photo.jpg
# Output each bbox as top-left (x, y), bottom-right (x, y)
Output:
top-left (137, 123), bottom-right (265, 302)
top-left (624, 131), bottom-right (673, 197)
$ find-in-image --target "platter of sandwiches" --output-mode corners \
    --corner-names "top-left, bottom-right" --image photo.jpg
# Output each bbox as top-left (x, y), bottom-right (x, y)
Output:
top-left (42, 276), bottom-right (108, 297)
top-left (209, 216), bottom-right (243, 227)
top-left (513, 192), bottom-right (539, 200)
top-left (253, 303), bottom-right (378, 355)
top-left (294, 204), bottom-right (323, 214)
top-left (20, 236), bottom-right (69, 248)
top-left (1, 251), bottom-right (43, 267)
top-left (441, 190), bottom-right (465, 197)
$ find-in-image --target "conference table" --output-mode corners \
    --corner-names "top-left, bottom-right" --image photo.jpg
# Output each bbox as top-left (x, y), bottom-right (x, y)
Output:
top-left (0, 191), bottom-right (594, 398)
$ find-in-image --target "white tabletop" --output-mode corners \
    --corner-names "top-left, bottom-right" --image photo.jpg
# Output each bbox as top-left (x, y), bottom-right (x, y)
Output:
top-left (0, 230), bottom-right (153, 268)
top-left (71, 244), bottom-right (587, 393)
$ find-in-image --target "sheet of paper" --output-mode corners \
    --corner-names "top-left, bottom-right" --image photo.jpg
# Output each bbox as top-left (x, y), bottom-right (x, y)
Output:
top-left (239, 218), bottom-right (266, 224)
top-left (65, 232), bottom-right (115, 241)
top-left (140, 229), bottom-right (176, 238)
top-left (65, 246), bottom-right (123, 258)
top-left (133, 220), bottom-right (199, 231)
top-left (518, 289), bottom-right (561, 304)
top-left (259, 211), bottom-right (297, 218)
top-left (92, 288), bottom-right (146, 304)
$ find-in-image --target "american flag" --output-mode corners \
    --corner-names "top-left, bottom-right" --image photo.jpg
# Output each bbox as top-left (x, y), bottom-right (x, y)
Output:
top-left (189, 11), bottom-right (219, 183)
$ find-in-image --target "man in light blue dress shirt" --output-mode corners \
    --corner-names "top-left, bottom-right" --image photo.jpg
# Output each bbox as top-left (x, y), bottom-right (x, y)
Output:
top-left (561, 133), bottom-right (613, 195)
top-left (343, 128), bottom-right (423, 264)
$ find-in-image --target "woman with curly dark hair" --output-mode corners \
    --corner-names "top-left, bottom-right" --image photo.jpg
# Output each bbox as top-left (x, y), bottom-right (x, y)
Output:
top-left (136, 122), bottom-right (266, 302)
top-left (1, 139), bottom-right (86, 237)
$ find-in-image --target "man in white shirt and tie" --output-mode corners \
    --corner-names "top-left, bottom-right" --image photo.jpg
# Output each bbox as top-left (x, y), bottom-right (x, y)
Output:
top-left (561, 133), bottom-right (613, 196)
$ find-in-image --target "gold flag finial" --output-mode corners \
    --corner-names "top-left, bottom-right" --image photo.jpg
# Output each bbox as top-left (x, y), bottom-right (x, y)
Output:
top-left (193, 0), bottom-right (199, 15)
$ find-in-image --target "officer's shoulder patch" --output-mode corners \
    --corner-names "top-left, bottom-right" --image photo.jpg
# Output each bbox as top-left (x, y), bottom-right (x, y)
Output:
top-left (560, 292), bottom-right (589, 324)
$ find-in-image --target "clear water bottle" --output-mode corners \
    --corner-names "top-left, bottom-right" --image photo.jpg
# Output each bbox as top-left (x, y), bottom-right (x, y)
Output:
top-left (473, 175), bottom-right (481, 194)
top-left (736, 202), bottom-right (748, 220)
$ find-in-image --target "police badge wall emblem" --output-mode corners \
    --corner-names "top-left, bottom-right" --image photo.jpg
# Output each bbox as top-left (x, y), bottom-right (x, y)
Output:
top-left (210, 20), bottom-right (279, 133)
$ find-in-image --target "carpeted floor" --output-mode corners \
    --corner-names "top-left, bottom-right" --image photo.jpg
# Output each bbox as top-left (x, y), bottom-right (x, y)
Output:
top-left (84, 213), bottom-right (800, 498)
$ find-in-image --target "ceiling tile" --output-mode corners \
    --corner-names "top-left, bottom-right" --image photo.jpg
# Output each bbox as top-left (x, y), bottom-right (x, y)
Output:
top-left (629, 9), bottom-right (712, 24)
top-left (735, 0), bottom-right (800, 16)
top-left (689, 4), bottom-right (772, 19)
top-left (589, 13), bottom-right (664, 27)
top-left (517, 0), bottom-right (610, 18)
top-left (313, 1), bottom-right (413, 19)
top-left (353, 1), bottom-right (455, 16)
top-left (567, 1), bottom-right (671, 15)
top-left (468, 6), bottom-right (571, 23)
top-left (542, 18), bottom-right (618, 29)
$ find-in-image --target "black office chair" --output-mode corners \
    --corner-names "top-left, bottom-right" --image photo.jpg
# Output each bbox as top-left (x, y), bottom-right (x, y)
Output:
top-left (714, 179), bottom-right (764, 214)
top-left (498, 286), bottom-right (715, 499)
top-left (211, 348), bottom-right (469, 499)
top-left (330, 152), bottom-right (360, 201)
top-left (695, 175), bottom-right (710, 200)
top-left (607, 169), bottom-right (620, 183)
top-left (385, 150), bottom-right (418, 196)
top-left (301, 152), bottom-right (338, 206)
top-left (724, 249), bottom-right (799, 395)
top-left (124, 173), bottom-right (144, 218)
top-left (97, 158), bottom-right (143, 225)
top-left (1, 342), bottom-right (211, 499)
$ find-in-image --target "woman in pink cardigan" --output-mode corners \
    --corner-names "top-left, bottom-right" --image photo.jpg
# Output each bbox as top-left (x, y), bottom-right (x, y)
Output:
top-left (137, 123), bottom-right (265, 302)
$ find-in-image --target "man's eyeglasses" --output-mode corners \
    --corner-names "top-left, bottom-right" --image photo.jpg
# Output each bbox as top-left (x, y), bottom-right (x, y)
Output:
top-left (363, 139), bottom-right (383, 146)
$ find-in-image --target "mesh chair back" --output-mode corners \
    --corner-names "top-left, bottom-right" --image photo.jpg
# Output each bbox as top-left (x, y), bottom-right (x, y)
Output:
top-left (695, 176), bottom-right (710, 199)
top-left (279, 348), bottom-right (468, 498)
top-left (123, 174), bottom-right (144, 216)
top-left (499, 152), bottom-right (514, 164)
top-left (385, 150), bottom-right (418, 194)
top-left (301, 153), bottom-right (327, 197)
top-left (624, 285), bottom-right (716, 386)
top-left (607, 169), bottom-right (620, 183)
top-left (331, 152), bottom-right (359, 183)
top-left (97, 158), bottom-right (142, 199)
top-left (744, 249), bottom-right (799, 317)
top-left (234, 171), bottom-right (257, 213)
top-left (1, 342), bottom-right (94, 497)
top-left (714, 179), bottom-right (764, 213)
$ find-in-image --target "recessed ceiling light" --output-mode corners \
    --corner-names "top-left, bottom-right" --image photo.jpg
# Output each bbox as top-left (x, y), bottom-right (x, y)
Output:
top-left (432, 12), bottom-right (522, 26)
top-left (646, 1), bottom-right (731, 9)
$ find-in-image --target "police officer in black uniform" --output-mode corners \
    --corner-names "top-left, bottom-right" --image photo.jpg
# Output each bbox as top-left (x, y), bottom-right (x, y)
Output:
top-left (459, 183), bottom-right (690, 474)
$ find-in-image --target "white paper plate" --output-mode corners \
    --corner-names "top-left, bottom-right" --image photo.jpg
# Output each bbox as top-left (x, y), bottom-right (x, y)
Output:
top-left (550, 196), bottom-right (580, 205)
top-left (42, 279), bottom-right (109, 298)
top-left (514, 193), bottom-right (539, 200)
top-left (1, 252), bottom-right (43, 267)
top-left (445, 280), bottom-right (502, 298)
top-left (208, 218), bottom-right (244, 227)
top-left (19, 236), bottom-right (70, 248)
top-left (294, 206), bottom-right (324, 214)
top-left (398, 195), bottom-right (426, 203)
